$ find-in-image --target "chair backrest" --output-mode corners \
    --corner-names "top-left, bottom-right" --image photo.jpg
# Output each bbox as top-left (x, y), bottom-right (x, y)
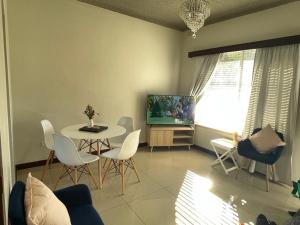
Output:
top-left (113, 116), bottom-right (134, 143)
top-left (117, 129), bottom-right (141, 160)
top-left (117, 117), bottom-right (134, 133)
top-left (53, 134), bottom-right (84, 166)
top-left (41, 120), bottom-right (55, 150)
top-left (9, 181), bottom-right (27, 225)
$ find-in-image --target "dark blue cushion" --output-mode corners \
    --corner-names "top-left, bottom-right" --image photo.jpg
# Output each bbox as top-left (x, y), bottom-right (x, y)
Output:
top-left (54, 184), bottom-right (92, 208)
top-left (237, 128), bottom-right (284, 165)
top-left (68, 205), bottom-right (104, 225)
top-left (8, 181), bottom-right (27, 225)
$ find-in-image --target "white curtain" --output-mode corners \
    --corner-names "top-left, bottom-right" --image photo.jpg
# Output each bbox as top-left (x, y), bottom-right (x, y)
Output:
top-left (189, 54), bottom-right (220, 102)
top-left (243, 44), bottom-right (299, 183)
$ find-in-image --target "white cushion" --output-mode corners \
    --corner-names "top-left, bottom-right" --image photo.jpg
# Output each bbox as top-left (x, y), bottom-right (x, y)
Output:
top-left (24, 173), bottom-right (71, 225)
top-left (249, 124), bottom-right (286, 154)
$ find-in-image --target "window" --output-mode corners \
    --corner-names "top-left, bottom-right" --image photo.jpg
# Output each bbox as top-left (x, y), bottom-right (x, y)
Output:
top-left (195, 50), bottom-right (256, 133)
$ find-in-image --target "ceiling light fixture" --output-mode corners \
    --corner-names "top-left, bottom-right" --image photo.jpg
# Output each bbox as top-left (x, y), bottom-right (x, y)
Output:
top-left (179, 0), bottom-right (211, 39)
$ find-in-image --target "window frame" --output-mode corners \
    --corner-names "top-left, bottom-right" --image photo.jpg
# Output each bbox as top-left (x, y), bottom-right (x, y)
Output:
top-left (194, 49), bottom-right (256, 134)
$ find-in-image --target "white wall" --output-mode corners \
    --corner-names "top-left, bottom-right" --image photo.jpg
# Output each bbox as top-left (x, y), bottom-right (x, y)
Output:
top-left (178, 1), bottom-right (300, 183)
top-left (7, 0), bottom-right (182, 164)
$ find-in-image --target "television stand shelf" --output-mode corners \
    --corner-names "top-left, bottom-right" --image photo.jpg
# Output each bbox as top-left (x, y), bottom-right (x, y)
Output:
top-left (146, 125), bottom-right (194, 152)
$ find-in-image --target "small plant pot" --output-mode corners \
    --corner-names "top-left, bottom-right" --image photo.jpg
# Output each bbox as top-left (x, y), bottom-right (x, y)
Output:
top-left (88, 119), bottom-right (94, 128)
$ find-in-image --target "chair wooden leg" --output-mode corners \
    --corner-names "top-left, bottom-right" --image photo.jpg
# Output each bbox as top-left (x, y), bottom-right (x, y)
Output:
top-left (272, 164), bottom-right (279, 181)
top-left (87, 164), bottom-right (99, 189)
top-left (41, 151), bottom-right (53, 181)
top-left (53, 164), bottom-right (65, 191)
top-left (49, 151), bottom-right (55, 167)
top-left (106, 138), bottom-right (111, 149)
top-left (130, 158), bottom-right (140, 182)
top-left (266, 165), bottom-right (270, 192)
top-left (120, 160), bottom-right (124, 194)
top-left (96, 140), bottom-right (102, 189)
top-left (102, 159), bottom-right (112, 183)
top-left (89, 140), bottom-right (93, 153)
top-left (74, 167), bottom-right (78, 184)
top-left (98, 159), bottom-right (102, 189)
top-left (103, 158), bottom-right (108, 169)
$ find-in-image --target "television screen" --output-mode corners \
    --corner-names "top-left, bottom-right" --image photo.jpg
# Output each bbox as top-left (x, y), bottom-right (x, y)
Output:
top-left (147, 95), bottom-right (195, 125)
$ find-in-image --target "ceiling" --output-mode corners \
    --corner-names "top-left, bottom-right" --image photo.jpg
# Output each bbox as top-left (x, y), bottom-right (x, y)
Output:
top-left (78, 0), bottom-right (297, 31)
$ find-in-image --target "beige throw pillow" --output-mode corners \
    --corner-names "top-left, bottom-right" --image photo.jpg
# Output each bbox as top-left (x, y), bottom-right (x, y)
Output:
top-left (249, 124), bottom-right (286, 154)
top-left (24, 173), bottom-right (72, 225)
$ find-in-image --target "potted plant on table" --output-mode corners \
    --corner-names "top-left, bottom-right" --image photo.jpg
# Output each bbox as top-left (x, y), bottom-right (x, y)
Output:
top-left (83, 105), bottom-right (98, 128)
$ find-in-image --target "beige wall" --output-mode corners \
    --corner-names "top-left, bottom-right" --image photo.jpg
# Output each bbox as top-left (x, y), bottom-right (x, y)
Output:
top-left (7, 0), bottom-right (182, 164)
top-left (178, 1), bottom-right (300, 183)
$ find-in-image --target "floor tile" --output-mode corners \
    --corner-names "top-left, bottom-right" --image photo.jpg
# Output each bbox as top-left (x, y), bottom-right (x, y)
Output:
top-left (128, 189), bottom-right (177, 225)
top-left (100, 204), bottom-right (145, 225)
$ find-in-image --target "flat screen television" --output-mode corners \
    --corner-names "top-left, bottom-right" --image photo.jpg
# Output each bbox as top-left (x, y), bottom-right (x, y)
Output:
top-left (147, 95), bottom-right (195, 125)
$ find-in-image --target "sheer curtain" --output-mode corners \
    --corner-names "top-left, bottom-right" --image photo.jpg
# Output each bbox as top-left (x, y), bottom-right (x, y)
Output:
top-left (243, 44), bottom-right (299, 182)
top-left (189, 54), bottom-right (220, 102)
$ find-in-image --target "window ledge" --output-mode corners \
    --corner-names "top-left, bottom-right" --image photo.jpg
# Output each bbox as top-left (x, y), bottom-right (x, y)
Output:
top-left (194, 123), bottom-right (233, 136)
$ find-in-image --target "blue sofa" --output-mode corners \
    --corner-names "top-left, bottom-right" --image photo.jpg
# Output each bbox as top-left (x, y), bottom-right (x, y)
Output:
top-left (8, 181), bottom-right (104, 225)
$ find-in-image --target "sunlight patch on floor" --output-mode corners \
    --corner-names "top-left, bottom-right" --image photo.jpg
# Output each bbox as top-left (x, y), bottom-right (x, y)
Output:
top-left (175, 170), bottom-right (240, 225)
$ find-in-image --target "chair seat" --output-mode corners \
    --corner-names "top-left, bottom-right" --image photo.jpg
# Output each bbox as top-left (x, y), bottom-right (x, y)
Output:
top-left (68, 205), bottom-right (104, 225)
top-left (79, 152), bottom-right (99, 164)
top-left (101, 148), bottom-right (121, 159)
top-left (237, 139), bottom-right (282, 165)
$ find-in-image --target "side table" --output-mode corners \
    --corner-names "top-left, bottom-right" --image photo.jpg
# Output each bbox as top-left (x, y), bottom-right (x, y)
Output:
top-left (210, 138), bottom-right (239, 175)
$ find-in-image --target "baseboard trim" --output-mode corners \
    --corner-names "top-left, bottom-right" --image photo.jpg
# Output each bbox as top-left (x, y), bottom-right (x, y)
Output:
top-left (192, 144), bottom-right (214, 155)
top-left (15, 158), bottom-right (60, 170)
top-left (138, 142), bottom-right (148, 147)
top-left (16, 142), bottom-right (149, 170)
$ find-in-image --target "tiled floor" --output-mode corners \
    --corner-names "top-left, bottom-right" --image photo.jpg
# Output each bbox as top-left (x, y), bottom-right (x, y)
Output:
top-left (17, 147), bottom-right (300, 225)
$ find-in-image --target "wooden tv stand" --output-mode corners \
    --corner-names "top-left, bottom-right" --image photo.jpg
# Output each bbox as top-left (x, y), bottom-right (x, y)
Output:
top-left (146, 125), bottom-right (194, 152)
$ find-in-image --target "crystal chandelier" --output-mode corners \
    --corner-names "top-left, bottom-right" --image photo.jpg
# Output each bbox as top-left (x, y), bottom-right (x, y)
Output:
top-left (179, 0), bottom-right (211, 38)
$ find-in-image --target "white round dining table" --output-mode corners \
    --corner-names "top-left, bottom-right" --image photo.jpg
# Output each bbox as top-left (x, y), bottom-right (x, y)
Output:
top-left (61, 123), bottom-right (126, 141)
top-left (60, 123), bottom-right (126, 189)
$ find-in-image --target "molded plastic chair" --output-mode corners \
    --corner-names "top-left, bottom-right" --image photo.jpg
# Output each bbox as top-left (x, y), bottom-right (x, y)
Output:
top-left (237, 128), bottom-right (284, 192)
top-left (40, 120), bottom-right (56, 181)
top-left (53, 134), bottom-right (99, 190)
top-left (101, 129), bottom-right (141, 194)
top-left (109, 116), bottom-right (134, 148)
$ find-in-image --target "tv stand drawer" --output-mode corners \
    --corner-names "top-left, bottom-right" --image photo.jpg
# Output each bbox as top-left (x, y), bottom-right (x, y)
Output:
top-left (149, 130), bottom-right (173, 146)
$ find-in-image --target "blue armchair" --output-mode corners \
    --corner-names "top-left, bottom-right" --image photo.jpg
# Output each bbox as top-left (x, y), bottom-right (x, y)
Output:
top-left (8, 181), bottom-right (104, 225)
top-left (237, 128), bottom-right (284, 192)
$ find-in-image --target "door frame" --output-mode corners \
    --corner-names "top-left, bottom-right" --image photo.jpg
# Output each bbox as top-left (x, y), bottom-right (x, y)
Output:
top-left (0, 0), bottom-right (14, 224)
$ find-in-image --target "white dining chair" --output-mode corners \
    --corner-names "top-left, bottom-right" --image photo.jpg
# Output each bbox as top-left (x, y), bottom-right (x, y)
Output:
top-left (53, 134), bottom-right (99, 190)
top-left (109, 116), bottom-right (134, 148)
top-left (40, 120), bottom-right (56, 181)
top-left (101, 129), bottom-right (141, 194)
